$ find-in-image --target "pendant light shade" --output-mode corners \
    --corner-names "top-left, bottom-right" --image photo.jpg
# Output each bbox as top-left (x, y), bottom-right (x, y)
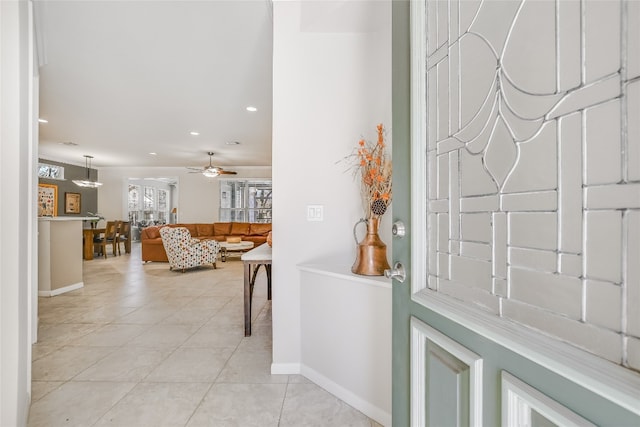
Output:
top-left (73, 155), bottom-right (103, 188)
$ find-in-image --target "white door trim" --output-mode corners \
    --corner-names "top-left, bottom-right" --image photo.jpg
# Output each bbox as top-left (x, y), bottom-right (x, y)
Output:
top-left (411, 317), bottom-right (483, 427)
top-left (409, 0), bottom-right (428, 295)
top-left (501, 371), bottom-right (596, 427)
top-left (414, 289), bottom-right (640, 417)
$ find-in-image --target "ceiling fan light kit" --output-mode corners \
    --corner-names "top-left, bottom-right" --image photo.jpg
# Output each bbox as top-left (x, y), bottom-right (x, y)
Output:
top-left (187, 152), bottom-right (237, 178)
top-left (73, 155), bottom-right (103, 188)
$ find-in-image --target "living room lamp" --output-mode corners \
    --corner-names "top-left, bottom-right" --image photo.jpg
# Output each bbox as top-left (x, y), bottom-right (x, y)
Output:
top-left (73, 155), bottom-right (103, 188)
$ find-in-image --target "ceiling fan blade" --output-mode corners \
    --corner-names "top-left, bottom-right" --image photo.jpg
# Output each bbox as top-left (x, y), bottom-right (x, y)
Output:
top-left (185, 152), bottom-right (237, 176)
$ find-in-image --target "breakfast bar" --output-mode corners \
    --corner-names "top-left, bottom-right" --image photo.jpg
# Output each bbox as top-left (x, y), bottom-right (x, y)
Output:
top-left (241, 243), bottom-right (272, 336)
top-left (38, 216), bottom-right (98, 296)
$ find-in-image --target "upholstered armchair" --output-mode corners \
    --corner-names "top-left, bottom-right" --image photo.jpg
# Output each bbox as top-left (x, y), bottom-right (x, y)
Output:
top-left (159, 227), bottom-right (221, 272)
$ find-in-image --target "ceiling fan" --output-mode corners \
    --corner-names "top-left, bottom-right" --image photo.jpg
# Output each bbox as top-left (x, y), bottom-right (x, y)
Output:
top-left (187, 152), bottom-right (237, 177)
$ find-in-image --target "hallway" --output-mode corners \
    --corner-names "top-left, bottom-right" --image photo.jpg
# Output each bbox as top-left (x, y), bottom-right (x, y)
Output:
top-left (29, 244), bottom-right (380, 426)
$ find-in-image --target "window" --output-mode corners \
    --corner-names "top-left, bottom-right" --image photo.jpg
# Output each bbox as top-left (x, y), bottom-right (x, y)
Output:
top-left (128, 185), bottom-right (140, 210)
top-left (128, 185), bottom-right (141, 225)
top-left (157, 189), bottom-right (168, 223)
top-left (143, 187), bottom-right (155, 211)
top-left (128, 182), bottom-right (172, 227)
top-left (220, 180), bottom-right (272, 223)
top-left (38, 162), bottom-right (64, 180)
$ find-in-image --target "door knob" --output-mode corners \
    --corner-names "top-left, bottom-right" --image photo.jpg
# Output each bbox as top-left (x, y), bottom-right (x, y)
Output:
top-left (384, 262), bottom-right (406, 283)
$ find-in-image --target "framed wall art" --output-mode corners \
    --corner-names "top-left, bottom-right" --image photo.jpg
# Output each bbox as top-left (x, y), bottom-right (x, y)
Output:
top-left (38, 183), bottom-right (58, 217)
top-left (65, 192), bottom-right (81, 214)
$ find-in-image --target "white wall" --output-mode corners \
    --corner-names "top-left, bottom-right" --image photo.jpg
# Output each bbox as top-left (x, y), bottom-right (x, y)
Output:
top-left (97, 166), bottom-right (271, 223)
top-left (1, 0), bottom-right (36, 425)
top-left (300, 269), bottom-right (392, 425)
top-left (271, 1), bottom-right (392, 371)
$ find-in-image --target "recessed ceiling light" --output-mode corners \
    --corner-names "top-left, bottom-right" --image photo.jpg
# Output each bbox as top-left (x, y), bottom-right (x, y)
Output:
top-left (149, 152), bottom-right (157, 156)
top-left (38, 118), bottom-right (48, 123)
top-left (190, 131), bottom-right (200, 136)
top-left (246, 106), bottom-right (257, 112)
top-left (226, 141), bottom-right (241, 145)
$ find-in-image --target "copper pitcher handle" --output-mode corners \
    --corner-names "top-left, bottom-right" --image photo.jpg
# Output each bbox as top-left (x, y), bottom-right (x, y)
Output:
top-left (353, 218), bottom-right (368, 245)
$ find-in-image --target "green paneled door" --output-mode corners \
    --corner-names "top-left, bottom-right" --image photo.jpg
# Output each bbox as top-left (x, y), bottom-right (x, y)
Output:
top-left (391, 1), bottom-right (640, 426)
top-left (390, 1), bottom-right (412, 425)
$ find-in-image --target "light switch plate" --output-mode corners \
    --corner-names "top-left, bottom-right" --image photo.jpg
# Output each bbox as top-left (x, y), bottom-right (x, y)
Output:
top-left (307, 205), bottom-right (323, 221)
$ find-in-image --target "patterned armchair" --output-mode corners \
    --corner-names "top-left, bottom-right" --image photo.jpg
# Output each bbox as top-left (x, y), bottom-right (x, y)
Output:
top-left (159, 227), bottom-right (221, 272)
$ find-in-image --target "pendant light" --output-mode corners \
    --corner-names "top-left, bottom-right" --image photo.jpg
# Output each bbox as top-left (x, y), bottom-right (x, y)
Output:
top-left (73, 155), bottom-right (103, 188)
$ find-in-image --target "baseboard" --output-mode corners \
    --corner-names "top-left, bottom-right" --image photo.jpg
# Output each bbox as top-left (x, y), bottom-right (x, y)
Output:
top-left (301, 364), bottom-right (391, 427)
top-left (20, 391), bottom-right (31, 427)
top-left (38, 281), bottom-right (83, 297)
top-left (271, 362), bottom-right (301, 375)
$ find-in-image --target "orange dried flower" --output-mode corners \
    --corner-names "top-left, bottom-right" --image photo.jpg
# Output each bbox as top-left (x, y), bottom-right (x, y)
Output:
top-left (342, 124), bottom-right (392, 219)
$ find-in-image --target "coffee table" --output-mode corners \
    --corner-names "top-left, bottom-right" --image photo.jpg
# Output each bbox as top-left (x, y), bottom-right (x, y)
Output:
top-left (218, 240), bottom-right (254, 262)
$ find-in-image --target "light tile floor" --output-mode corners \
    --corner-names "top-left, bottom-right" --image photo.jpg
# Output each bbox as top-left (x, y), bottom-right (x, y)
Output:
top-left (29, 243), bottom-right (382, 427)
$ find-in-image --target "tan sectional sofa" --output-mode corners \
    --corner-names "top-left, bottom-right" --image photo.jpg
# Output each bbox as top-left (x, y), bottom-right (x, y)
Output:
top-left (140, 222), bottom-right (272, 262)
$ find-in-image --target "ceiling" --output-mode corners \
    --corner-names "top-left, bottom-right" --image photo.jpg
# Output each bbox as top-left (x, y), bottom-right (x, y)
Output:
top-left (36, 0), bottom-right (273, 169)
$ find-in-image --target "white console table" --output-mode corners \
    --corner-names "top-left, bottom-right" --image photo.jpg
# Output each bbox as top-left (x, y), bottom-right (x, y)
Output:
top-left (241, 243), bottom-right (272, 336)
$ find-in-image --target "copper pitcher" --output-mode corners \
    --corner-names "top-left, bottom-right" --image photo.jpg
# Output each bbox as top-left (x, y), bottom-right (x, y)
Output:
top-left (351, 217), bottom-right (390, 276)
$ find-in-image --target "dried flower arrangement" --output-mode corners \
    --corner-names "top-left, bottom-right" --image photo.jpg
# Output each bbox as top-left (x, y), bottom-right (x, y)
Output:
top-left (346, 123), bottom-right (392, 219)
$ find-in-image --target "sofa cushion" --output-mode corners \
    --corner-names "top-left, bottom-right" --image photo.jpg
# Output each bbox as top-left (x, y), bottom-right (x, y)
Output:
top-left (144, 226), bottom-right (161, 239)
top-left (249, 223), bottom-right (271, 236)
top-left (213, 222), bottom-right (231, 236)
top-left (196, 223), bottom-right (214, 237)
top-left (180, 224), bottom-right (198, 236)
top-left (145, 238), bottom-right (164, 245)
top-left (230, 222), bottom-right (250, 236)
top-left (243, 235), bottom-right (268, 245)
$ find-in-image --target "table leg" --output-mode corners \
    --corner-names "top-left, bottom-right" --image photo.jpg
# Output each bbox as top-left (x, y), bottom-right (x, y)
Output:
top-left (266, 264), bottom-right (272, 300)
top-left (250, 264), bottom-right (261, 287)
top-left (243, 261), bottom-right (272, 337)
top-left (244, 262), bottom-right (252, 336)
top-left (82, 229), bottom-right (94, 260)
